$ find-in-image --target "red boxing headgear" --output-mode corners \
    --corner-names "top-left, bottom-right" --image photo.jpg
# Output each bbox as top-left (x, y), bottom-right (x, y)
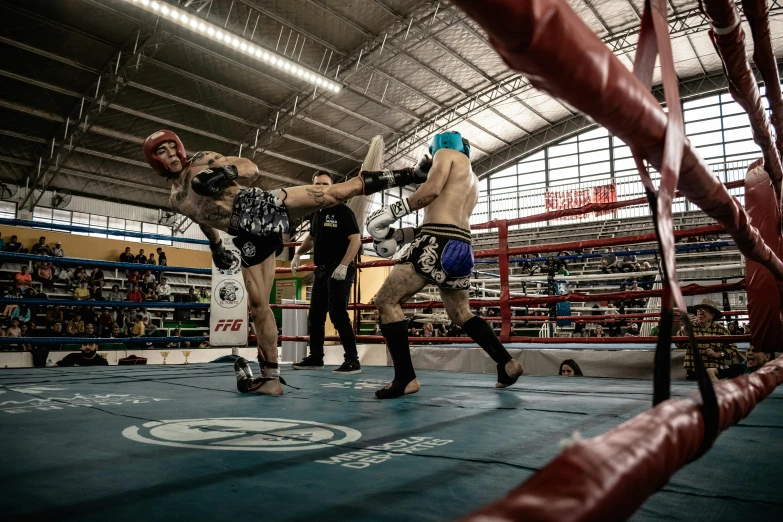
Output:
top-left (143, 130), bottom-right (188, 177)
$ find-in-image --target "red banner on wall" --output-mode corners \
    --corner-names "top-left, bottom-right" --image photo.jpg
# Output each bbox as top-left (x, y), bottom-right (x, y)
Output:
top-left (544, 183), bottom-right (617, 217)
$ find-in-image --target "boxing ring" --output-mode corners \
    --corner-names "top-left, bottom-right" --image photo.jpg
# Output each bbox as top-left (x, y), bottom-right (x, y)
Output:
top-left (3, 0), bottom-right (783, 520)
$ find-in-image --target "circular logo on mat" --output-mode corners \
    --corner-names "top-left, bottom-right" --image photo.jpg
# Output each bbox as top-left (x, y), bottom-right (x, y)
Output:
top-left (122, 418), bottom-right (361, 451)
top-left (215, 280), bottom-right (244, 308)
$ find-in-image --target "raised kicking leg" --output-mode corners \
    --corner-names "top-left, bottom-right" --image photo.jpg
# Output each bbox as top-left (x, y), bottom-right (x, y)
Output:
top-left (239, 254), bottom-right (283, 395)
top-left (373, 263), bottom-right (429, 399)
top-left (439, 287), bottom-right (523, 388)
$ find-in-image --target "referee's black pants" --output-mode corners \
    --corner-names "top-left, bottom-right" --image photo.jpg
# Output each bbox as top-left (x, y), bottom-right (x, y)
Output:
top-left (308, 263), bottom-right (358, 362)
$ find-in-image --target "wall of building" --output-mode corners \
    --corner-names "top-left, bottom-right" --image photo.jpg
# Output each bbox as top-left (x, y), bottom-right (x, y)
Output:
top-left (1, 224), bottom-right (212, 269)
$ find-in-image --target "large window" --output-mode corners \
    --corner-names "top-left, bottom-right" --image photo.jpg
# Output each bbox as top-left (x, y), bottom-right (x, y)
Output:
top-left (32, 207), bottom-right (173, 246)
top-left (0, 201), bottom-right (16, 219)
top-left (476, 86), bottom-right (765, 223)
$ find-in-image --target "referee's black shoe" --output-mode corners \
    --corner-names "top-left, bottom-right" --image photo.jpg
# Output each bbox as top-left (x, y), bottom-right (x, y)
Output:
top-left (292, 355), bottom-right (324, 370)
top-left (332, 361), bottom-right (361, 375)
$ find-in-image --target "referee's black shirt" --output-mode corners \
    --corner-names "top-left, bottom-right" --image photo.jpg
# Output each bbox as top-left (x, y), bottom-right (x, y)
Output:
top-left (310, 204), bottom-right (359, 266)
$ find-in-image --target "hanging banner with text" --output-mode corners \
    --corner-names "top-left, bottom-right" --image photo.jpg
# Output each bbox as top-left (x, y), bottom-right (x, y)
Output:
top-left (210, 233), bottom-right (248, 347)
top-left (544, 183), bottom-right (617, 218)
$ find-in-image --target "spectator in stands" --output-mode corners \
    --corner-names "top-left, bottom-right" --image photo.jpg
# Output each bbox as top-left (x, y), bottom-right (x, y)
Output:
top-left (90, 282), bottom-right (104, 301)
top-left (126, 269), bottom-right (140, 291)
top-left (130, 314), bottom-right (145, 337)
top-left (11, 303), bottom-right (31, 324)
top-left (83, 323), bottom-right (96, 338)
top-left (104, 323), bottom-right (126, 339)
top-left (50, 241), bottom-right (64, 258)
top-left (3, 235), bottom-right (26, 253)
top-left (0, 231), bottom-right (4, 250)
top-left (560, 359), bottom-right (584, 376)
top-left (157, 277), bottom-right (171, 302)
top-left (676, 299), bottom-right (738, 381)
top-left (123, 309), bottom-right (136, 333)
top-left (147, 253), bottom-right (156, 265)
top-left (197, 287), bottom-right (210, 303)
top-left (136, 248), bottom-right (147, 264)
top-left (624, 323), bottom-right (640, 337)
top-left (67, 313), bottom-right (84, 336)
top-left (18, 323), bottom-right (33, 352)
top-left (600, 247), bottom-right (618, 273)
top-left (618, 247), bottom-right (637, 273)
top-left (591, 324), bottom-right (607, 338)
top-left (97, 309), bottom-right (113, 335)
top-left (73, 279), bottom-right (90, 301)
top-left (3, 288), bottom-right (21, 316)
top-left (31, 321), bottom-right (63, 367)
top-left (605, 303), bottom-right (621, 336)
top-left (127, 285), bottom-right (143, 303)
top-left (372, 322), bottom-right (381, 335)
top-left (36, 261), bottom-right (54, 289)
top-left (422, 322), bottom-right (435, 338)
top-left (46, 305), bottom-right (64, 327)
top-left (144, 286), bottom-right (158, 302)
top-left (89, 267), bottom-right (105, 288)
top-left (727, 322), bottom-right (742, 335)
top-left (107, 284), bottom-right (124, 301)
top-left (120, 247), bottom-right (135, 263)
top-left (167, 327), bottom-right (191, 348)
top-left (31, 236), bottom-right (51, 256)
top-left (141, 269), bottom-right (157, 291)
top-left (56, 341), bottom-right (108, 367)
top-left (6, 317), bottom-right (21, 339)
top-left (73, 266), bottom-right (87, 282)
top-left (56, 264), bottom-right (75, 291)
top-left (15, 265), bottom-right (33, 291)
top-left (156, 247), bottom-right (167, 266)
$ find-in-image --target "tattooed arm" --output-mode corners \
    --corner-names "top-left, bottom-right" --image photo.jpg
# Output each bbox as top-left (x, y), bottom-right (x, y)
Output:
top-left (407, 150), bottom-right (452, 211)
top-left (199, 152), bottom-right (261, 185)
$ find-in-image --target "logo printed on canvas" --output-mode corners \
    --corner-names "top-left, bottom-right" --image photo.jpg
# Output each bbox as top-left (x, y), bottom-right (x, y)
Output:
top-left (122, 418), bottom-right (362, 451)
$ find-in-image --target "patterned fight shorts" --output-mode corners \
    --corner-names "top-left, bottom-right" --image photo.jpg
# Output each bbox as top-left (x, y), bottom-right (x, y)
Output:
top-left (227, 188), bottom-right (289, 268)
top-left (228, 187), bottom-right (289, 236)
top-left (398, 224), bottom-right (474, 290)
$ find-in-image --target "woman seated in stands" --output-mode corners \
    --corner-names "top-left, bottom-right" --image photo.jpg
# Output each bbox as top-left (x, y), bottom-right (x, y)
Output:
top-left (727, 321), bottom-right (744, 335)
top-left (591, 324), bottom-right (607, 338)
top-left (107, 284), bottom-right (124, 301)
top-left (560, 359), bottom-right (584, 377)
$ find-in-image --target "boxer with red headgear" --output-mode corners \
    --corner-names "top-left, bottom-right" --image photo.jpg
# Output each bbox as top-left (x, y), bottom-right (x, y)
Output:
top-left (143, 129), bottom-right (429, 395)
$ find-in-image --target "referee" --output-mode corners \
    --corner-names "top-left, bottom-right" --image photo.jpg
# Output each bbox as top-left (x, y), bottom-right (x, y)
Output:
top-left (291, 172), bottom-right (362, 374)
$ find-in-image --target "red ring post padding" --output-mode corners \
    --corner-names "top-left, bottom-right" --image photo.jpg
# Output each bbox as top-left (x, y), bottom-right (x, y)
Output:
top-left (456, 358), bottom-right (783, 522)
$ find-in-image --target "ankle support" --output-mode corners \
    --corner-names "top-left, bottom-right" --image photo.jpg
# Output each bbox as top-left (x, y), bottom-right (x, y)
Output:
top-left (380, 320), bottom-right (416, 383)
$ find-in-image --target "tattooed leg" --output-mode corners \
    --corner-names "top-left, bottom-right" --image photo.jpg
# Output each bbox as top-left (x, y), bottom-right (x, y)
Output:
top-left (283, 178), bottom-right (364, 220)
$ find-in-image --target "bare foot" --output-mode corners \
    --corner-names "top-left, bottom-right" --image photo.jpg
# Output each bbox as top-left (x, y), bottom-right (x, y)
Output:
top-left (250, 378), bottom-right (284, 396)
top-left (496, 360), bottom-right (523, 388)
top-left (375, 378), bottom-right (420, 399)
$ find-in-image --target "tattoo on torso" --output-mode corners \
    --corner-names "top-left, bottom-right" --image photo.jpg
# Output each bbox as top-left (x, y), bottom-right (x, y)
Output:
top-left (196, 199), bottom-right (232, 221)
top-left (175, 171), bottom-right (191, 202)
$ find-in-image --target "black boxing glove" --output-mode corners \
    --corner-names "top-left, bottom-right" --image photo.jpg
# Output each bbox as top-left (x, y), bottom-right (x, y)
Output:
top-left (210, 240), bottom-right (236, 270)
top-left (413, 154), bottom-right (432, 182)
top-left (192, 165), bottom-right (239, 197)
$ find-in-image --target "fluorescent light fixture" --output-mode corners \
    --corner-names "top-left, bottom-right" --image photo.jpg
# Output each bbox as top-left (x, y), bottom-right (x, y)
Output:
top-left (121, 0), bottom-right (341, 93)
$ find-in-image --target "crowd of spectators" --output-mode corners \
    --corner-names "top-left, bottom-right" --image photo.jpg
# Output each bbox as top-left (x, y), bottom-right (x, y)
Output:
top-left (0, 235), bottom-right (208, 359)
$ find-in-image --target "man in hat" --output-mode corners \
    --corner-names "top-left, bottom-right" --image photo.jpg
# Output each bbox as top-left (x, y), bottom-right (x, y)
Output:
top-left (51, 241), bottom-right (65, 258)
top-left (676, 299), bottom-right (738, 381)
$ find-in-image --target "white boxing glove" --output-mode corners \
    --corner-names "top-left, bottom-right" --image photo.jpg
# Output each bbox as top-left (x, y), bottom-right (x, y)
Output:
top-left (373, 227), bottom-right (416, 258)
top-left (366, 199), bottom-right (412, 239)
top-left (290, 254), bottom-right (301, 275)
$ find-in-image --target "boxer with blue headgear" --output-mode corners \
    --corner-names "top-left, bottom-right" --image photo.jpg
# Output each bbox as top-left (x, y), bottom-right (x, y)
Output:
top-left (366, 130), bottom-right (524, 400)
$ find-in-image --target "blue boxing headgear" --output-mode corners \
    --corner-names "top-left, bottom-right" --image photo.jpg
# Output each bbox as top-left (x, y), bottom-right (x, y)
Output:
top-left (429, 131), bottom-right (471, 159)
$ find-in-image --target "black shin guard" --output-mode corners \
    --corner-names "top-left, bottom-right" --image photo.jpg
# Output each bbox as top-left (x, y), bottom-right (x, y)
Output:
top-left (378, 321), bottom-right (416, 398)
top-left (359, 168), bottom-right (415, 195)
top-left (462, 316), bottom-right (512, 365)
